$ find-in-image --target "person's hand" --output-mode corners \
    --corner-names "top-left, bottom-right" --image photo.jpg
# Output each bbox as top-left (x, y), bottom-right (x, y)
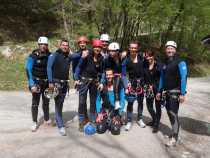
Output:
top-left (121, 51), bottom-right (127, 59)
top-left (149, 85), bottom-right (153, 90)
top-left (96, 113), bottom-right (103, 123)
top-left (179, 95), bottom-right (186, 103)
top-left (81, 50), bottom-right (89, 58)
top-left (48, 83), bottom-right (54, 91)
top-left (125, 88), bottom-right (129, 94)
top-left (74, 80), bottom-right (81, 87)
top-left (31, 86), bottom-right (38, 93)
top-left (98, 83), bottom-right (104, 91)
top-left (125, 83), bottom-right (131, 94)
top-left (156, 93), bottom-right (161, 101)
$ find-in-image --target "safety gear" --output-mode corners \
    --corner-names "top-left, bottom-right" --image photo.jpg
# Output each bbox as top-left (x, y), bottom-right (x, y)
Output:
top-left (92, 39), bottom-right (103, 48)
top-left (83, 122), bottom-right (96, 135)
top-left (44, 87), bottom-right (59, 99)
top-left (165, 41), bottom-right (177, 48)
top-left (38, 36), bottom-right (48, 44)
top-left (96, 118), bottom-right (108, 134)
top-left (30, 49), bottom-right (50, 79)
top-left (77, 36), bottom-right (89, 43)
top-left (100, 34), bottom-right (110, 42)
top-left (110, 116), bottom-right (121, 135)
top-left (144, 85), bottom-right (154, 99)
top-left (31, 84), bottom-right (41, 93)
top-left (126, 94), bottom-right (137, 102)
top-left (108, 42), bottom-right (120, 51)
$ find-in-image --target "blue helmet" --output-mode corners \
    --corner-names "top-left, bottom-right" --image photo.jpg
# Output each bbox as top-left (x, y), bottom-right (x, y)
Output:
top-left (84, 122), bottom-right (96, 135)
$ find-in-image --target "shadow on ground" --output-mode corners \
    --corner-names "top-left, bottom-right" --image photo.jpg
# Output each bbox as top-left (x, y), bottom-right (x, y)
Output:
top-left (180, 117), bottom-right (210, 136)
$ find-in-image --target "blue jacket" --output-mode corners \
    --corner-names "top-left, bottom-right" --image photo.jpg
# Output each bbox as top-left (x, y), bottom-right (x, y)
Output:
top-left (96, 87), bottom-right (125, 114)
top-left (158, 56), bottom-right (187, 95)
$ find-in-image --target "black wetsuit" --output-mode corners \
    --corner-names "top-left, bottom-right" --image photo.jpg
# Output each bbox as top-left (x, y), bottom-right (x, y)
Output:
top-left (25, 49), bottom-right (51, 123)
top-left (144, 61), bottom-right (162, 128)
top-left (75, 52), bottom-right (104, 123)
top-left (124, 54), bottom-right (145, 122)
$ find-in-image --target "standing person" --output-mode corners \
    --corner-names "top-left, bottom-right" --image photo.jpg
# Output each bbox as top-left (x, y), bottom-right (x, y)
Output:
top-left (72, 36), bottom-right (90, 123)
top-left (123, 41), bottom-right (146, 131)
top-left (156, 41), bottom-right (187, 147)
top-left (100, 34), bottom-right (110, 58)
top-left (47, 39), bottom-right (85, 136)
top-left (25, 36), bottom-right (51, 132)
top-left (72, 36), bottom-right (89, 77)
top-left (74, 39), bottom-right (104, 132)
top-left (144, 49), bottom-right (162, 133)
top-left (101, 42), bottom-right (126, 110)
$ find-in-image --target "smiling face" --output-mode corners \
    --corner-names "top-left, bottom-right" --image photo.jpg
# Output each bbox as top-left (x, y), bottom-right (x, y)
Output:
top-left (129, 43), bottom-right (138, 56)
top-left (60, 41), bottom-right (69, 53)
top-left (38, 43), bottom-right (48, 53)
top-left (106, 69), bottom-right (114, 83)
top-left (101, 40), bottom-right (109, 50)
top-left (78, 41), bottom-right (87, 50)
top-left (93, 47), bottom-right (101, 56)
top-left (165, 46), bottom-right (176, 57)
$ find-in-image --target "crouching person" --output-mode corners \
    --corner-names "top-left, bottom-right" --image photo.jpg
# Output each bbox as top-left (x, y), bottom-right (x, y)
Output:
top-left (96, 69), bottom-right (125, 135)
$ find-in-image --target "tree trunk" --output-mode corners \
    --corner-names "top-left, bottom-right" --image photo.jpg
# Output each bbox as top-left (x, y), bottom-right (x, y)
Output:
top-left (61, 0), bottom-right (70, 41)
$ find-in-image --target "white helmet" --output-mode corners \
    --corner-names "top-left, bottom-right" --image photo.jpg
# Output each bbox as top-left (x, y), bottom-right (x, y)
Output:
top-left (100, 34), bottom-right (110, 42)
top-left (108, 42), bottom-right (120, 51)
top-left (38, 36), bottom-right (48, 44)
top-left (165, 41), bottom-right (177, 48)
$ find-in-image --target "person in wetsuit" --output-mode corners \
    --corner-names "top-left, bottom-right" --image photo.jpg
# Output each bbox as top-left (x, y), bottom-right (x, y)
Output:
top-left (123, 41), bottom-right (146, 131)
top-left (74, 39), bottom-right (104, 132)
top-left (156, 41), bottom-right (187, 147)
top-left (47, 39), bottom-right (88, 136)
top-left (144, 49), bottom-right (162, 133)
top-left (25, 36), bottom-right (51, 132)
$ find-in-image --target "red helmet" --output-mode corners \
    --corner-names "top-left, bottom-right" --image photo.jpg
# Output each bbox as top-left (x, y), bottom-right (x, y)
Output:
top-left (92, 39), bottom-right (102, 48)
top-left (77, 36), bottom-right (89, 43)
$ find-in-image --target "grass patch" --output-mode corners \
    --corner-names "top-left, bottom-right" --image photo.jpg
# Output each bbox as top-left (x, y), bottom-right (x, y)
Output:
top-left (189, 63), bottom-right (210, 77)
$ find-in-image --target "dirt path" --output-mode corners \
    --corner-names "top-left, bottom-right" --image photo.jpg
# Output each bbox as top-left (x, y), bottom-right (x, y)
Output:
top-left (0, 77), bottom-right (209, 158)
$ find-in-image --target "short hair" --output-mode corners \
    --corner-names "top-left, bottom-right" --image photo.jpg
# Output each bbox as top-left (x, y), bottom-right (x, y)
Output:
top-left (105, 68), bottom-right (113, 73)
top-left (144, 49), bottom-right (155, 57)
top-left (129, 41), bottom-right (139, 47)
top-left (60, 38), bottom-right (69, 45)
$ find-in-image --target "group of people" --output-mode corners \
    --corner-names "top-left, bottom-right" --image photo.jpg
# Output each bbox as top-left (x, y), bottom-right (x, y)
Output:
top-left (25, 34), bottom-right (187, 147)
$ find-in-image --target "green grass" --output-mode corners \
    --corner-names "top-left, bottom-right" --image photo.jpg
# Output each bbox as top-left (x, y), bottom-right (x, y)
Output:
top-left (0, 40), bottom-right (210, 90)
top-left (0, 54), bottom-right (27, 90)
top-left (189, 63), bottom-right (210, 77)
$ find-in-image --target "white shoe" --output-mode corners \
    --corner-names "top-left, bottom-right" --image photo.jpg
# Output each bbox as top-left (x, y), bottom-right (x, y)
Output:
top-left (59, 127), bottom-right (66, 136)
top-left (137, 119), bottom-right (146, 128)
top-left (115, 101), bottom-right (120, 110)
top-left (125, 122), bottom-right (132, 131)
top-left (31, 122), bottom-right (38, 132)
top-left (44, 119), bottom-right (52, 126)
top-left (166, 137), bottom-right (177, 147)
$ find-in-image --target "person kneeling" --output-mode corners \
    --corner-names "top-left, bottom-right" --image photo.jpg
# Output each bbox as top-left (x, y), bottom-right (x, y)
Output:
top-left (96, 69), bottom-right (125, 135)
